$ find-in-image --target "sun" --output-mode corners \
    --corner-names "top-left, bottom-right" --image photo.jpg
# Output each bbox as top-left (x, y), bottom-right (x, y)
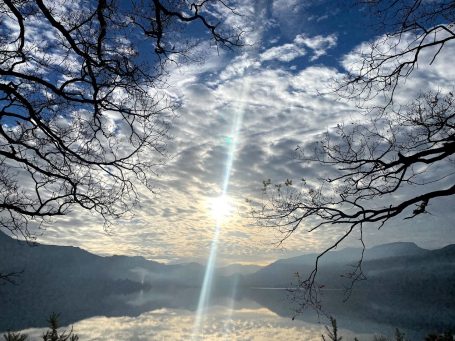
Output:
top-left (210, 195), bottom-right (233, 223)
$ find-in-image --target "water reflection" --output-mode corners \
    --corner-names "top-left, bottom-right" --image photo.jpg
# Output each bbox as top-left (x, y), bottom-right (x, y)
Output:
top-left (20, 304), bottom-right (375, 341)
top-left (6, 287), bottom-right (452, 340)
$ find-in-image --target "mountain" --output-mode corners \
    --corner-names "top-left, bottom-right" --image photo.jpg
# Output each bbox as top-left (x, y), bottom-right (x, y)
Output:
top-left (242, 242), bottom-right (451, 289)
top-left (0, 232), bottom-right (212, 331)
top-left (241, 242), bottom-right (455, 332)
top-left (366, 241), bottom-right (428, 259)
top-left (272, 242), bottom-right (427, 267)
top-left (216, 264), bottom-right (262, 276)
top-left (0, 232), bottom-right (211, 288)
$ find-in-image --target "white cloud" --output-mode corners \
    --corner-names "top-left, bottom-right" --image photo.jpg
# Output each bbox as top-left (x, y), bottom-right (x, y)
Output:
top-left (294, 34), bottom-right (338, 60)
top-left (260, 33), bottom-right (337, 63)
top-left (272, 0), bottom-right (302, 16)
top-left (219, 53), bottom-right (261, 81)
top-left (38, 29), bottom-right (455, 264)
top-left (260, 43), bottom-right (306, 62)
top-left (307, 14), bottom-right (329, 22)
top-left (42, 54), bottom-right (356, 264)
top-left (26, 5), bottom-right (455, 265)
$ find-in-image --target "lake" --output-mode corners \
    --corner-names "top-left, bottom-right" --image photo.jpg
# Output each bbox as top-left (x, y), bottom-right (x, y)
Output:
top-left (7, 287), bottom-right (447, 340)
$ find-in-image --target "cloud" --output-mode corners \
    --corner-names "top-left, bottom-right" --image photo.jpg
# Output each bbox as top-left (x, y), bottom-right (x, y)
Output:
top-left (260, 43), bottom-right (306, 62)
top-left (27, 4), bottom-right (455, 266)
top-left (272, 0), bottom-right (302, 15)
top-left (260, 33), bottom-right (337, 63)
top-left (294, 34), bottom-right (337, 60)
top-left (41, 52), bottom-right (355, 264)
top-left (307, 14), bottom-right (329, 22)
top-left (219, 53), bottom-right (261, 81)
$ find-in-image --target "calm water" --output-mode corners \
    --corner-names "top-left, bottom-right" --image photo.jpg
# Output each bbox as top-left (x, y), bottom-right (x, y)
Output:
top-left (18, 306), bottom-right (377, 340)
top-left (10, 288), bottom-right (439, 340)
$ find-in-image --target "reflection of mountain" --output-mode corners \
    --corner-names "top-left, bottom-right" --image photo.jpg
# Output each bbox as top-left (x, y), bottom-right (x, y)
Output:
top-left (242, 242), bottom-right (455, 334)
top-left (1, 232), bottom-right (454, 335)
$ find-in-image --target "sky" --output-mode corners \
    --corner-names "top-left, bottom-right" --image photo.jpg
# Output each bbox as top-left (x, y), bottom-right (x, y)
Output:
top-left (30, 0), bottom-right (455, 266)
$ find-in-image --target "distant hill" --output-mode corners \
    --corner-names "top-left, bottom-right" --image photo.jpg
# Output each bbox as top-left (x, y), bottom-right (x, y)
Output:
top-left (0, 232), bottom-right (210, 289)
top-left (241, 242), bottom-right (455, 332)
top-left (366, 241), bottom-right (428, 259)
top-left (217, 264), bottom-right (262, 276)
top-left (0, 231), bottom-right (211, 331)
top-left (241, 242), bottom-right (453, 290)
top-left (2, 233), bottom-right (453, 292)
top-left (273, 242), bottom-right (427, 266)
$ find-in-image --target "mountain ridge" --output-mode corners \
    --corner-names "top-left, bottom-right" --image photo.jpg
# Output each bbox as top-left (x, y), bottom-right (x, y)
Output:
top-left (1, 231), bottom-right (452, 276)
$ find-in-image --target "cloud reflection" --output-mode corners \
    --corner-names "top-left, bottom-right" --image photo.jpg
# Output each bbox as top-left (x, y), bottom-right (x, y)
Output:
top-left (20, 305), bottom-right (374, 341)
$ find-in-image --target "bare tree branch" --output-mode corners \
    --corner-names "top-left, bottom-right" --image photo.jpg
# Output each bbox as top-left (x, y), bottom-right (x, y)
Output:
top-left (339, 0), bottom-right (455, 106)
top-left (252, 1), bottom-right (455, 314)
top-left (0, 270), bottom-right (23, 285)
top-left (0, 0), bottom-right (242, 238)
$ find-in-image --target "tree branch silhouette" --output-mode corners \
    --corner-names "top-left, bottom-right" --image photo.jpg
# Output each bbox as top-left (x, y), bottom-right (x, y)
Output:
top-left (0, 0), bottom-right (242, 239)
top-left (252, 0), bottom-right (455, 313)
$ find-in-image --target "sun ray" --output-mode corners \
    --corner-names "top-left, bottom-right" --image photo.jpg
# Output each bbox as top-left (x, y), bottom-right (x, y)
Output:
top-left (191, 79), bottom-right (250, 340)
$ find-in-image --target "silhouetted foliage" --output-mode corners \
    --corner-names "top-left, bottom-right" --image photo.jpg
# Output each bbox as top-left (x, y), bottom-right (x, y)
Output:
top-left (321, 316), bottom-right (342, 341)
top-left (320, 318), bottom-right (412, 341)
top-left (42, 313), bottom-right (78, 341)
top-left (2, 313), bottom-right (79, 341)
top-left (3, 331), bottom-right (27, 341)
top-left (394, 328), bottom-right (408, 341)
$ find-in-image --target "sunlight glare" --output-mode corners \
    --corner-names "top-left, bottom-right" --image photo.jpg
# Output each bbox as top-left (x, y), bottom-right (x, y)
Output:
top-left (210, 195), bottom-right (233, 222)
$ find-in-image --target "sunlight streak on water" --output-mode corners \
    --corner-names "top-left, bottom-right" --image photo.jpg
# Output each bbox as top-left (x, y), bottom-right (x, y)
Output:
top-left (18, 305), bottom-right (380, 341)
top-left (192, 80), bottom-right (249, 340)
top-left (222, 275), bottom-right (240, 334)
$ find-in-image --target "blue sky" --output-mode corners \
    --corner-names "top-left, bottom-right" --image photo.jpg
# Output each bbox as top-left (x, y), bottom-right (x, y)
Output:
top-left (22, 0), bottom-right (455, 265)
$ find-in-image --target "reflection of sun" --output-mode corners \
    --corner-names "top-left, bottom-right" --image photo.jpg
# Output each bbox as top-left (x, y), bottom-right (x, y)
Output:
top-left (210, 195), bottom-right (233, 223)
